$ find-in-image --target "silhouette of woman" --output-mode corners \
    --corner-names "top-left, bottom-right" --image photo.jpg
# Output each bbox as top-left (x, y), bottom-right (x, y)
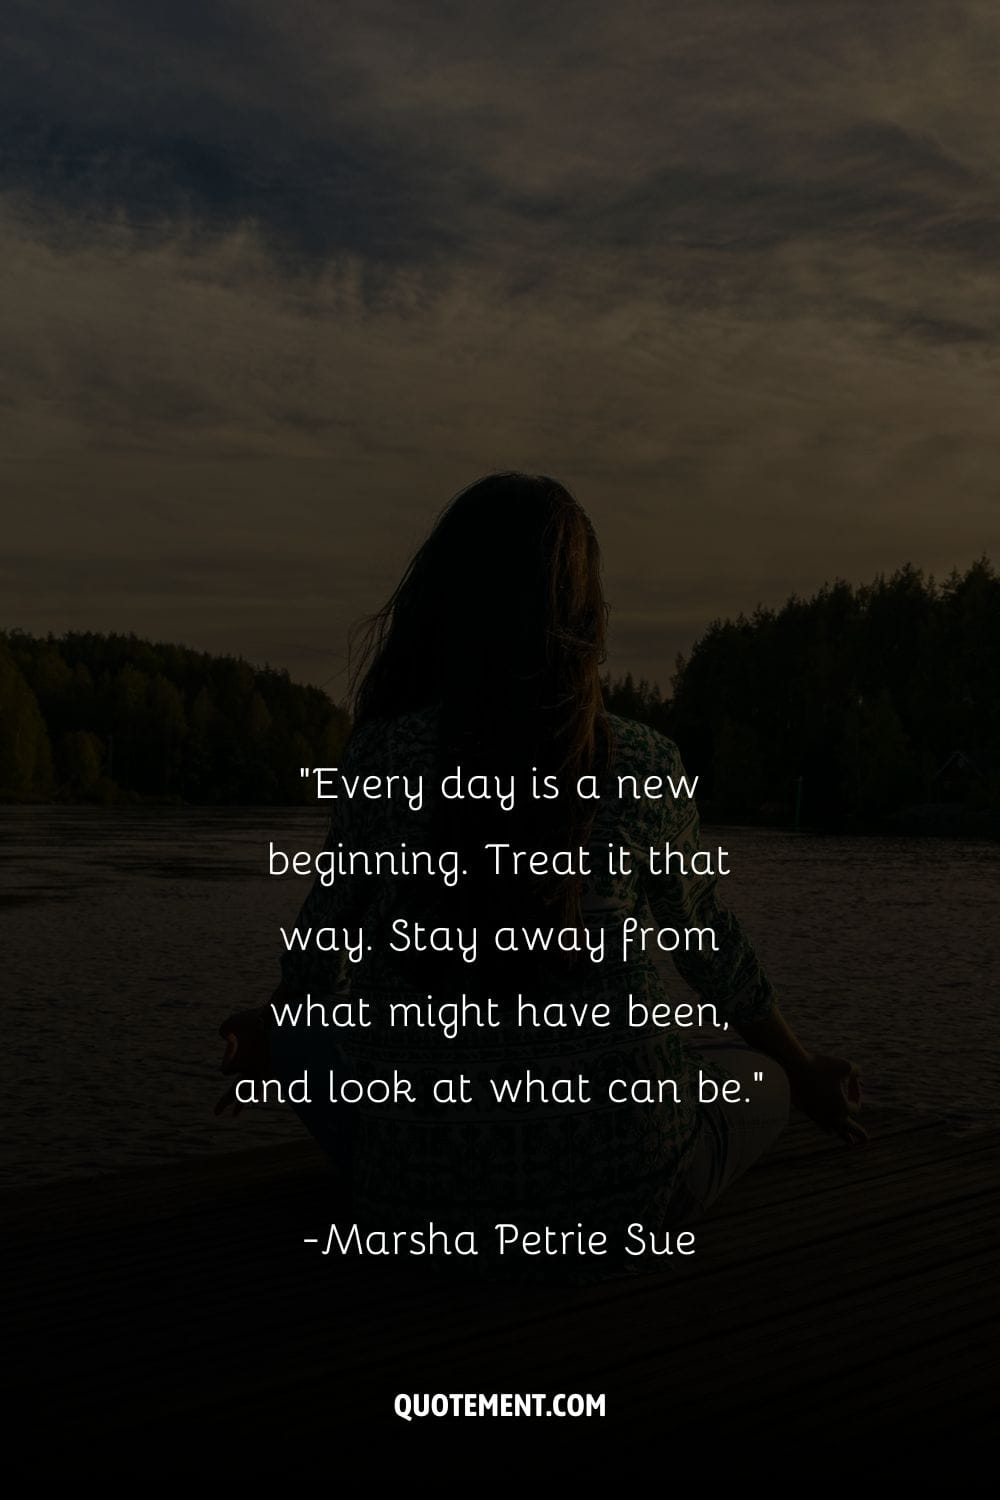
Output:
top-left (218, 472), bottom-right (863, 1277)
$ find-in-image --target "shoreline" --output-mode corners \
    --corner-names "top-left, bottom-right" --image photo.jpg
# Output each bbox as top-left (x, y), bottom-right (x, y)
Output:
top-left (1, 1100), bottom-right (989, 1209)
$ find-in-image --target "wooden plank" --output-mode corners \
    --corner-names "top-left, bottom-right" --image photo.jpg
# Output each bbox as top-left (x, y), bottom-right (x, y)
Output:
top-left (4, 1113), bottom-right (997, 1433)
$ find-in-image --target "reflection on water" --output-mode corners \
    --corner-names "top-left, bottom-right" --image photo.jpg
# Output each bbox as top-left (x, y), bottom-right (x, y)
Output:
top-left (2, 807), bottom-right (997, 1185)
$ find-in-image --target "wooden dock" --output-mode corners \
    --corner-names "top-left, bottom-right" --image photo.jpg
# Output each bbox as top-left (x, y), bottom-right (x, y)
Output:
top-left (4, 1106), bottom-right (998, 1443)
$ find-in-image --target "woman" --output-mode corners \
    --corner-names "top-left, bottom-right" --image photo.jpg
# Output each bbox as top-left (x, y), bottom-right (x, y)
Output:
top-left (218, 472), bottom-right (863, 1277)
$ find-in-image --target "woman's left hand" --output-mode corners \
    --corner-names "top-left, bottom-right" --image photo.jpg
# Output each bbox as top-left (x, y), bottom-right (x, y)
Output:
top-left (215, 1008), bottom-right (271, 1117)
top-left (789, 1052), bottom-right (867, 1146)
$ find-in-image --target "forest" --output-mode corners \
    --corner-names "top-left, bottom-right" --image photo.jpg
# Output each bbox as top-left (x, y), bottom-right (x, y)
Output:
top-left (0, 629), bottom-right (350, 805)
top-left (1, 559), bottom-right (997, 826)
top-left (605, 559), bottom-right (998, 828)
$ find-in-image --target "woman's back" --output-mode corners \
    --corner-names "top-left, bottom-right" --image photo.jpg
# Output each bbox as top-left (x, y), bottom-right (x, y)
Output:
top-left (222, 474), bottom-right (861, 1281)
top-left (277, 705), bottom-right (775, 1272)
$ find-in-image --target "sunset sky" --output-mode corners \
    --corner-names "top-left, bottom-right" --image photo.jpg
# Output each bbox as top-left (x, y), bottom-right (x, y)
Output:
top-left (3, 0), bottom-right (999, 697)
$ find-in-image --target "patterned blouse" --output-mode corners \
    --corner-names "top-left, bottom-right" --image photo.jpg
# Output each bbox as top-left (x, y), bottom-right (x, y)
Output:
top-left (274, 709), bottom-right (775, 1277)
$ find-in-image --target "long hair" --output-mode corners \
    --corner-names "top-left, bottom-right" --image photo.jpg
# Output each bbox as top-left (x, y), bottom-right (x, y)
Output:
top-left (350, 472), bottom-right (612, 951)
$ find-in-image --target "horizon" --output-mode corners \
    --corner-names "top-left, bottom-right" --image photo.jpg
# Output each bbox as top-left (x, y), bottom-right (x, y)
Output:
top-left (3, 550), bottom-right (993, 701)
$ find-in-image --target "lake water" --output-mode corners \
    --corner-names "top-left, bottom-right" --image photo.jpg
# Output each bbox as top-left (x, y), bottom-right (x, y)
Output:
top-left (2, 808), bottom-right (997, 1186)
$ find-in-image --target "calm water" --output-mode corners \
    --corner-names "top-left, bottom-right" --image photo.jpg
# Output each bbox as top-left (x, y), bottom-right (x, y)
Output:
top-left (2, 808), bottom-right (997, 1186)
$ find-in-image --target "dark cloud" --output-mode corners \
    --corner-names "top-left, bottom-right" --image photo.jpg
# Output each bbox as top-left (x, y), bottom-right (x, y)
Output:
top-left (6, 0), bottom-right (998, 284)
top-left (2, 7), bottom-right (465, 264)
top-left (2, 1), bottom-right (1000, 688)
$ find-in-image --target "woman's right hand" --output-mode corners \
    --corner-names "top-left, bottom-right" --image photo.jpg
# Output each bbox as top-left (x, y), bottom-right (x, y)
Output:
top-left (788, 1053), bottom-right (867, 1146)
top-left (214, 1007), bottom-right (271, 1117)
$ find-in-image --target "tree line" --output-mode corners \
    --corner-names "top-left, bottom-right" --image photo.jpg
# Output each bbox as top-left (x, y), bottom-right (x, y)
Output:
top-left (0, 630), bottom-right (349, 804)
top-left (605, 559), bottom-right (998, 827)
top-left (2, 559), bottom-right (996, 823)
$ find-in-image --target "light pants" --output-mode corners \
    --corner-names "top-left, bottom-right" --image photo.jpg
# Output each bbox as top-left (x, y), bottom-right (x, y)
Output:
top-left (663, 1043), bottom-right (791, 1226)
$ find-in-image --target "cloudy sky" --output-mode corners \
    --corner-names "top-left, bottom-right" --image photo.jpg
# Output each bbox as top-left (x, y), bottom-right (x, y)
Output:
top-left (3, 0), bottom-right (999, 696)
